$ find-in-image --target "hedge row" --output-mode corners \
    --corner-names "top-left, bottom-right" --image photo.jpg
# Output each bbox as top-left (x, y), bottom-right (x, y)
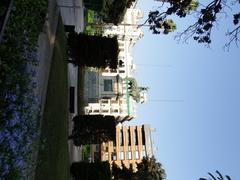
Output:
top-left (70, 115), bottom-right (116, 145)
top-left (70, 161), bottom-right (111, 180)
top-left (67, 32), bottom-right (119, 69)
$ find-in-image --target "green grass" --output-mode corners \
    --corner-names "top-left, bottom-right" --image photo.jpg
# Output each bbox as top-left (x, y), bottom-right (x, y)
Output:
top-left (35, 18), bottom-right (70, 180)
top-left (78, 67), bottom-right (85, 114)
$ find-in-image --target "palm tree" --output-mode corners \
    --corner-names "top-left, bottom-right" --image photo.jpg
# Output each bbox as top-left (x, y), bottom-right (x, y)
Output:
top-left (199, 170), bottom-right (231, 180)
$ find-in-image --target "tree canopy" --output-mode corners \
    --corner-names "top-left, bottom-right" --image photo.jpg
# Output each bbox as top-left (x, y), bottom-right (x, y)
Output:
top-left (112, 161), bottom-right (134, 180)
top-left (134, 156), bottom-right (166, 180)
top-left (70, 161), bottom-right (111, 180)
top-left (84, 0), bottom-right (137, 24)
top-left (145, 0), bottom-right (240, 48)
top-left (69, 115), bottom-right (116, 145)
top-left (67, 32), bottom-right (119, 69)
top-left (111, 156), bottom-right (166, 180)
top-left (126, 77), bottom-right (148, 103)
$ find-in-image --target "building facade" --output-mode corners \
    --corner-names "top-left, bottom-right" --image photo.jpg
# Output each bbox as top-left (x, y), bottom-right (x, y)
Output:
top-left (83, 7), bottom-right (146, 121)
top-left (90, 124), bottom-right (154, 171)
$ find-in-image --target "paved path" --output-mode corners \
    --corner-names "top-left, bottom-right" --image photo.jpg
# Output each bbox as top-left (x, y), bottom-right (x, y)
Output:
top-left (57, 0), bottom-right (84, 33)
top-left (35, 0), bottom-right (59, 117)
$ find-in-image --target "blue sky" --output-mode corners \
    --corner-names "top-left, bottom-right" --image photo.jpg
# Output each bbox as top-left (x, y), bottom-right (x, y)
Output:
top-left (127, 1), bottom-right (240, 180)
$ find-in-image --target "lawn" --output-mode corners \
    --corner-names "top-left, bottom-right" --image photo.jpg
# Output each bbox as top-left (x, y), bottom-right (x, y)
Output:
top-left (78, 66), bottom-right (85, 114)
top-left (35, 18), bottom-right (70, 180)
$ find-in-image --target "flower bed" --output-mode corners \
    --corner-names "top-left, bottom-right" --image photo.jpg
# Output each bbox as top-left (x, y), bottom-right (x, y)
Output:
top-left (0, 0), bottom-right (47, 178)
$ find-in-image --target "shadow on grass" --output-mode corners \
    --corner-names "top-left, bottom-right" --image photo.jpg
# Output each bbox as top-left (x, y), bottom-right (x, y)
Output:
top-left (35, 18), bottom-right (70, 180)
top-left (78, 66), bottom-right (85, 115)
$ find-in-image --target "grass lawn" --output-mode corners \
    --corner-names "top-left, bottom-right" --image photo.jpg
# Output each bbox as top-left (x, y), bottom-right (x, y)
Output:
top-left (35, 18), bottom-right (70, 180)
top-left (78, 67), bottom-right (85, 114)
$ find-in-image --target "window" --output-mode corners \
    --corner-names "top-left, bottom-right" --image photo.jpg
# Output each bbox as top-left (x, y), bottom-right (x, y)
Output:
top-left (101, 100), bottom-right (108, 104)
top-left (142, 150), bottom-right (146, 157)
top-left (135, 151), bottom-right (139, 159)
top-left (102, 109), bottom-right (109, 113)
top-left (112, 109), bottom-right (118, 113)
top-left (120, 151), bottom-right (124, 160)
top-left (127, 151), bottom-right (132, 160)
top-left (104, 79), bottom-right (113, 91)
top-left (105, 152), bottom-right (109, 160)
top-left (110, 69), bottom-right (117, 73)
top-left (112, 152), bottom-right (117, 160)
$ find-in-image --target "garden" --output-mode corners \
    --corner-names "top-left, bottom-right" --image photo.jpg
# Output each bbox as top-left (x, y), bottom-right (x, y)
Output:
top-left (0, 0), bottom-right (47, 178)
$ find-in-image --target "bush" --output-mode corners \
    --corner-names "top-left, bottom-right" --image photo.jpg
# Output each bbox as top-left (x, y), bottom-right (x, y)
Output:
top-left (70, 161), bottom-right (111, 180)
top-left (67, 32), bottom-right (119, 69)
top-left (70, 115), bottom-right (116, 145)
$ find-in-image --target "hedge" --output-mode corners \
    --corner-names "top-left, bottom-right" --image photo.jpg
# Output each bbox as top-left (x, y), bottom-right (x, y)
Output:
top-left (67, 32), bottom-right (119, 69)
top-left (70, 161), bottom-right (111, 180)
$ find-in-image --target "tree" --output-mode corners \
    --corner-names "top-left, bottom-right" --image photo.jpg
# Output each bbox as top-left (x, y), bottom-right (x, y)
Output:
top-left (112, 161), bottom-right (134, 180)
top-left (134, 156), bottom-right (166, 180)
top-left (67, 32), bottom-right (119, 69)
top-left (145, 0), bottom-right (240, 48)
top-left (84, 0), bottom-right (137, 24)
top-left (70, 161), bottom-right (111, 180)
top-left (199, 170), bottom-right (231, 180)
top-left (126, 77), bottom-right (148, 103)
top-left (69, 115), bottom-right (116, 146)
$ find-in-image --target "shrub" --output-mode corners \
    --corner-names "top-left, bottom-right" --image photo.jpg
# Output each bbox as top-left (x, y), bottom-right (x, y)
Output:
top-left (70, 115), bottom-right (116, 145)
top-left (70, 161), bottom-right (111, 180)
top-left (67, 32), bottom-right (119, 69)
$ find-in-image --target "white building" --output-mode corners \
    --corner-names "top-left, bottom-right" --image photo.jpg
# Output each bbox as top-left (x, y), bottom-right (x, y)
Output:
top-left (84, 8), bottom-right (146, 122)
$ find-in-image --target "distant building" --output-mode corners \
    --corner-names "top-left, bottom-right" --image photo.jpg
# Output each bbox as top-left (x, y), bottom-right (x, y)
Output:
top-left (90, 124), bottom-right (154, 171)
top-left (84, 8), bottom-right (146, 121)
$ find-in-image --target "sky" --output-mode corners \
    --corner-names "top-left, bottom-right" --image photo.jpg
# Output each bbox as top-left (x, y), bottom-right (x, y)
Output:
top-left (127, 1), bottom-right (240, 180)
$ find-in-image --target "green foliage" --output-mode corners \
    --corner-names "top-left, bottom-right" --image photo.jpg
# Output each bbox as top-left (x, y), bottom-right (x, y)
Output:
top-left (112, 157), bottom-right (166, 180)
top-left (0, 0), bottom-right (47, 119)
top-left (0, 0), bottom-right (47, 178)
top-left (70, 161), bottom-right (111, 180)
top-left (199, 170), bottom-right (231, 180)
top-left (134, 156), bottom-right (166, 180)
top-left (112, 161), bottom-right (134, 180)
top-left (82, 145), bottom-right (90, 161)
top-left (126, 77), bottom-right (148, 103)
top-left (67, 32), bottom-right (119, 69)
top-left (147, 0), bottom-right (240, 47)
top-left (70, 115), bottom-right (116, 145)
top-left (126, 77), bottom-right (141, 103)
top-left (83, 0), bottom-right (104, 12)
top-left (84, 9), bottom-right (104, 35)
top-left (0, 1), bottom-right (7, 17)
top-left (84, 0), bottom-right (136, 24)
